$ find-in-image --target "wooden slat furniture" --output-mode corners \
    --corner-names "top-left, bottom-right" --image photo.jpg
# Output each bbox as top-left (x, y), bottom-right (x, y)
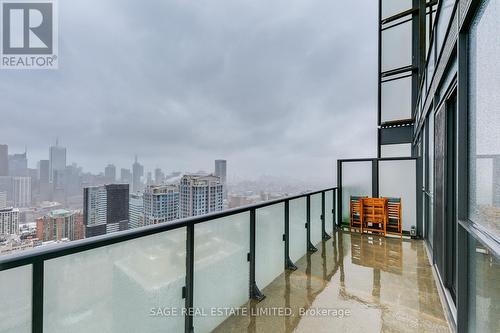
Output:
top-left (384, 197), bottom-right (402, 238)
top-left (349, 196), bottom-right (365, 233)
top-left (361, 198), bottom-right (388, 237)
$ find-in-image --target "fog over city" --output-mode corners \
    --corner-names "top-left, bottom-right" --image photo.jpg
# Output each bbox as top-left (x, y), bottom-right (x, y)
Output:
top-left (1, 0), bottom-right (377, 185)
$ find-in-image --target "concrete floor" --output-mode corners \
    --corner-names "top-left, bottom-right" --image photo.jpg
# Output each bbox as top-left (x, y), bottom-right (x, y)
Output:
top-left (213, 230), bottom-right (450, 333)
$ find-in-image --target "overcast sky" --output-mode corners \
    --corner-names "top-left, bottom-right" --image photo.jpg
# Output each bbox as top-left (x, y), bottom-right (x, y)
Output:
top-left (1, 0), bottom-right (378, 186)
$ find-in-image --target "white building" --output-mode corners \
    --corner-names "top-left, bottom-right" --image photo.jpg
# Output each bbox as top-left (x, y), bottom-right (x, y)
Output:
top-left (143, 185), bottom-right (179, 225)
top-left (12, 176), bottom-right (31, 207)
top-left (0, 207), bottom-right (20, 236)
top-left (179, 174), bottom-right (223, 218)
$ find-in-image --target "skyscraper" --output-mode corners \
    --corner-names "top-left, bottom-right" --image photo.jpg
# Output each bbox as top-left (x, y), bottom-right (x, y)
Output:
top-left (143, 184), bottom-right (179, 225)
top-left (132, 155), bottom-right (144, 193)
top-left (49, 140), bottom-right (67, 183)
top-left (215, 159), bottom-right (227, 199)
top-left (83, 184), bottom-right (129, 237)
top-left (0, 144), bottom-right (8, 176)
top-left (179, 174), bottom-right (223, 218)
top-left (37, 160), bottom-right (52, 202)
top-left (12, 177), bottom-right (31, 207)
top-left (8, 152), bottom-right (28, 177)
top-left (154, 168), bottom-right (164, 185)
top-left (104, 164), bottom-right (116, 183)
top-left (120, 168), bottom-right (132, 185)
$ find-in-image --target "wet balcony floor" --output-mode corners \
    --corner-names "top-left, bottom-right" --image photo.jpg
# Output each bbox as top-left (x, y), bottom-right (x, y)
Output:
top-left (214, 230), bottom-right (450, 333)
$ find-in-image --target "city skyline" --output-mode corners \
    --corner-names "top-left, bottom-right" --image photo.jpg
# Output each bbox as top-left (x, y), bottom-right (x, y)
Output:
top-left (0, 0), bottom-right (378, 184)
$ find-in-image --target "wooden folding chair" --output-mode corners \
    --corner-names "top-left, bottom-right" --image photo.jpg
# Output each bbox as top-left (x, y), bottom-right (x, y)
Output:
top-left (385, 197), bottom-right (402, 238)
top-left (349, 196), bottom-right (365, 233)
top-left (361, 198), bottom-right (388, 237)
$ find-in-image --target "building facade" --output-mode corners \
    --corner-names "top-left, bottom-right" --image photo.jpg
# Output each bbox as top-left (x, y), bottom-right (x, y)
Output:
top-left (12, 176), bottom-right (31, 207)
top-left (132, 156), bottom-right (144, 193)
top-left (214, 159), bottom-right (227, 199)
top-left (36, 209), bottom-right (84, 242)
top-left (49, 142), bottom-right (67, 183)
top-left (129, 193), bottom-right (144, 229)
top-left (83, 184), bottom-right (129, 237)
top-left (374, 1), bottom-right (499, 331)
top-left (143, 185), bottom-right (179, 225)
top-left (0, 207), bottom-right (20, 236)
top-left (104, 164), bottom-right (116, 183)
top-left (0, 144), bottom-right (8, 176)
top-left (179, 174), bottom-right (223, 218)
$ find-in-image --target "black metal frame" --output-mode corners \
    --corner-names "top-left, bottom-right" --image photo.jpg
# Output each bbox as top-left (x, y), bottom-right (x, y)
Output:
top-left (0, 187), bottom-right (337, 333)
top-left (337, 157), bottom-right (418, 235)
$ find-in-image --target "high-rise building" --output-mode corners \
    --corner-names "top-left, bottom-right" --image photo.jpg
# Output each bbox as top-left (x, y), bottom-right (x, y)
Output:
top-left (179, 174), bottom-right (223, 218)
top-left (36, 209), bottom-right (84, 242)
top-left (129, 193), bottom-right (144, 229)
top-left (0, 191), bottom-right (6, 209)
top-left (0, 207), bottom-right (19, 236)
top-left (49, 140), bottom-right (67, 183)
top-left (12, 177), bottom-right (31, 207)
top-left (215, 159), bottom-right (227, 199)
top-left (8, 152), bottom-right (28, 177)
top-left (143, 184), bottom-right (179, 225)
top-left (0, 144), bottom-right (8, 176)
top-left (154, 168), bottom-right (164, 185)
top-left (120, 168), bottom-right (132, 185)
top-left (104, 164), bottom-right (116, 183)
top-left (83, 186), bottom-right (107, 237)
top-left (83, 184), bottom-right (129, 237)
top-left (132, 155), bottom-right (144, 193)
top-left (105, 184), bottom-right (129, 234)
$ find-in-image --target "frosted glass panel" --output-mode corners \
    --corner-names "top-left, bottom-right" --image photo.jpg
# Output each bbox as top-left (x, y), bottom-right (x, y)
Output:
top-left (380, 143), bottom-right (412, 158)
top-left (382, 21), bottom-right (412, 72)
top-left (382, 0), bottom-right (412, 19)
top-left (44, 228), bottom-right (186, 333)
top-left (467, 235), bottom-right (500, 333)
top-left (468, 0), bottom-right (500, 239)
top-left (325, 190), bottom-right (334, 234)
top-left (310, 194), bottom-right (322, 246)
top-left (381, 76), bottom-right (412, 122)
top-left (289, 197), bottom-right (307, 263)
top-left (194, 213), bottom-right (249, 333)
top-left (255, 203), bottom-right (284, 289)
top-left (0, 265), bottom-right (31, 333)
top-left (379, 160), bottom-right (417, 231)
top-left (342, 162), bottom-right (372, 223)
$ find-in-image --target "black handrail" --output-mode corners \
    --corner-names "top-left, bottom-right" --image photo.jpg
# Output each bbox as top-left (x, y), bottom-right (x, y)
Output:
top-left (0, 187), bottom-right (336, 271)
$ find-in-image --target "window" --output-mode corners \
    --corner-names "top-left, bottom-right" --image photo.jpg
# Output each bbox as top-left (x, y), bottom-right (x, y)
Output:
top-left (468, 0), bottom-right (500, 239)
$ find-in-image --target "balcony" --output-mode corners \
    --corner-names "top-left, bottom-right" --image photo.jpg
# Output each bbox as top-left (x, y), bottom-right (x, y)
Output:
top-left (0, 188), bottom-right (451, 333)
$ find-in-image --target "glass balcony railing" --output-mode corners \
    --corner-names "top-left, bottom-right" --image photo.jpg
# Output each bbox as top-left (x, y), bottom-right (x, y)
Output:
top-left (0, 188), bottom-right (337, 333)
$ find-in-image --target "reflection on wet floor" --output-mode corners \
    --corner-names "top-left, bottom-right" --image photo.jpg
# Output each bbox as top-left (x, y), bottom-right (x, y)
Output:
top-left (213, 230), bottom-right (450, 333)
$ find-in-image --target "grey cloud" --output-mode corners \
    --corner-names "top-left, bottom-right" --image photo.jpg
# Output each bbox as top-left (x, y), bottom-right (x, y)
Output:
top-left (0, 0), bottom-right (378, 184)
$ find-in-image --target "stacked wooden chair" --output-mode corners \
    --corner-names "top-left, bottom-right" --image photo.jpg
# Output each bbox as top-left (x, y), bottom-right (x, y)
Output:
top-left (384, 197), bottom-right (402, 238)
top-left (349, 196), bottom-right (365, 233)
top-left (361, 198), bottom-right (388, 237)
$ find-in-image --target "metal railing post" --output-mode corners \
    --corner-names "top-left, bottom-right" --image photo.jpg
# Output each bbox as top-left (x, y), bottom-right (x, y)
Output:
top-left (185, 224), bottom-right (194, 333)
top-left (322, 191), bottom-right (331, 240)
top-left (306, 195), bottom-right (318, 252)
top-left (32, 260), bottom-right (43, 333)
top-left (284, 200), bottom-right (297, 270)
top-left (249, 209), bottom-right (265, 301)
